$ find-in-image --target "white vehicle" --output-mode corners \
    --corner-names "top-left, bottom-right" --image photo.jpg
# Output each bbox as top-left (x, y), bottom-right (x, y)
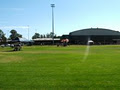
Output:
top-left (88, 40), bottom-right (94, 45)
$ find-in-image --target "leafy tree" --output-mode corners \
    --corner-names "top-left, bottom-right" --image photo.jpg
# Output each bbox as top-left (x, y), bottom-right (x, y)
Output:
top-left (1, 35), bottom-right (7, 44)
top-left (54, 34), bottom-right (57, 38)
top-left (43, 35), bottom-right (46, 38)
top-left (40, 35), bottom-right (43, 38)
top-left (9, 29), bottom-right (22, 40)
top-left (50, 32), bottom-right (53, 38)
top-left (0, 29), bottom-right (7, 44)
top-left (32, 33), bottom-right (40, 39)
top-left (46, 32), bottom-right (57, 38)
top-left (46, 33), bottom-right (50, 38)
top-left (0, 29), bottom-right (4, 38)
top-left (32, 32), bottom-right (59, 39)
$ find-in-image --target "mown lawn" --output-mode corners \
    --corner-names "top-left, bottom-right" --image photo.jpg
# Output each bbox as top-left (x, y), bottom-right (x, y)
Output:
top-left (0, 45), bottom-right (120, 90)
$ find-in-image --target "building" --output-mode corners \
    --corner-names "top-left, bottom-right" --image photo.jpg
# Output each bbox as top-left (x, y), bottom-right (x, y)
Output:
top-left (62, 28), bottom-right (120, 45)
top-left (33, 38), bottom-right (60, 45)
top-left (8, 37), bottom-right (33, 46)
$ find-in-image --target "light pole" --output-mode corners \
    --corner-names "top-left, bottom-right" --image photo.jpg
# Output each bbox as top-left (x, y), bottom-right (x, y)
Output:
top-left (51, 4), bottom-right (55, 45)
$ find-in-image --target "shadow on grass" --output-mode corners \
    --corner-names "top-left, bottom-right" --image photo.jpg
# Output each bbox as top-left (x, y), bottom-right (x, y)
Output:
top-left (2, 50), bottom-right (22, 52)
top-left (2, 50), bottom-right (15, 52)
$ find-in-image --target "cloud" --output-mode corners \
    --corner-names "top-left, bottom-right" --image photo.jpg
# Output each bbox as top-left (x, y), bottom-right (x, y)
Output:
top-left (0, 21), bottom-right (8, 24)
top-left (0, 8), bottom-right (24, 11)
top-left (0, 26), bottom-right (29, 29)
top-left (11, 8), bottom-right (24, 11)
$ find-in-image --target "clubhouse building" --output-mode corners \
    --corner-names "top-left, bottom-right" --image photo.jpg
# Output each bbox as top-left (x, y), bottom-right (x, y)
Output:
top-left (62, 28), bottom-right (120, 45)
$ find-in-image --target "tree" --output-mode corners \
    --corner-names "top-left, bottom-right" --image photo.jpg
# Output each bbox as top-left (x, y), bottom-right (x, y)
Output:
top-left (50, 32), bottom-right (53, 38)
top-left (46, 33), bottom-right (50, 38)
top-left (0, 29), bottom-right (4, 38)
top-left (32, 33), bottom-right (40, 39)
top-left (9, 29), bottom-right (22, 40)
top-left (54, 34), bottom-right (57, 38)
top-left (32, 32), bottom-right (58, 39)
top-left (40, 35), bottom-right (43, 38)
top-left (0, 29), bottom-right (7, 44)
top-left (46, 32), bottom-right (57, 38)
top-left (43, 35), bottom-right (46, 38)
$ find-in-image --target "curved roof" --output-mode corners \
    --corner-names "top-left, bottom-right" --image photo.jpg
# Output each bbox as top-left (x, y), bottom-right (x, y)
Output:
top-left (70, 28), bottom-right (120, 36)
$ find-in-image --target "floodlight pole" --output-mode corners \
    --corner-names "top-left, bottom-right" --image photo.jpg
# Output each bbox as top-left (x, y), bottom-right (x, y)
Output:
top-left (51, 4), bottom-right (55, 45)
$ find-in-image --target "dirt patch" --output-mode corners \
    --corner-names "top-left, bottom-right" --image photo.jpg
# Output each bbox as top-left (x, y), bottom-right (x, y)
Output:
top-left (0, 56), bottom-right (23, 63)
top-left (23, 50), bottom-right (82, 54)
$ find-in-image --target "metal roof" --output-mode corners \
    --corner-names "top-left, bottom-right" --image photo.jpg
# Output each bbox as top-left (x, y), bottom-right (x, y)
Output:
top-left (7, 37), bottom-right (32, 43)
top-left (33, 38), bottom-right (60, 41)
top-left (70, 28), bottom-right (120, 36)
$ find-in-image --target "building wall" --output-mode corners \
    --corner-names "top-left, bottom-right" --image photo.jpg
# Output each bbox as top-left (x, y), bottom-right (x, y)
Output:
top-left (69, 35), bottom-right (120, 45)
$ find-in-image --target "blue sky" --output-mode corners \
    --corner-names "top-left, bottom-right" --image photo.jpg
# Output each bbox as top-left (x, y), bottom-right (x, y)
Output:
top-left (0, 0), bottom-right (120, 39)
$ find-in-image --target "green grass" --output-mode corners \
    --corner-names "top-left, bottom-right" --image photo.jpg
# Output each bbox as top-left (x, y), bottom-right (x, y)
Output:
top-left (0, 45), bottom-right (120, 90)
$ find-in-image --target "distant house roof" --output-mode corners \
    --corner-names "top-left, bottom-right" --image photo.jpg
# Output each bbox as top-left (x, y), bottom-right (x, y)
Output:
top-left (70, 28), bottom-right (120, 36)
top-left (19, 37), bottom-right (30, 42)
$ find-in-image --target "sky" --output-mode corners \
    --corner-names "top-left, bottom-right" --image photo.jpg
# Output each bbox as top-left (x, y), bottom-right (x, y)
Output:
top-left (0, 0), bottom-right (120, 39)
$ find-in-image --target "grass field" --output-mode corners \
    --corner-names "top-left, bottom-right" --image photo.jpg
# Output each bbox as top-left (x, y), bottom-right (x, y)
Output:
top-left (0, 45), bottom-right (120, 90)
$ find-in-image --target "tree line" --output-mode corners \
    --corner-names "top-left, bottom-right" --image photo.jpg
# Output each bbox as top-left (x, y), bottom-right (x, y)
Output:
top-left (32, 32), bottom-right (59, 39)
top-left (0, 29), bottom-right (22, 43)
top-left (0, 29), bottom-right (60, 44)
